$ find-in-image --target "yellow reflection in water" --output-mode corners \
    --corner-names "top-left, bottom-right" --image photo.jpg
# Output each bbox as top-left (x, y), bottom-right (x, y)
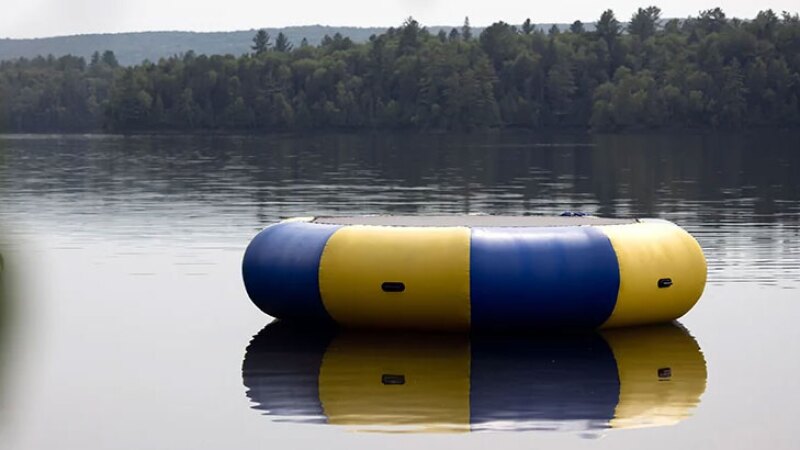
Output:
top-left (318, 333), bottom-right (471, 433)
top-left (603, 324), bottom-right (707, 429)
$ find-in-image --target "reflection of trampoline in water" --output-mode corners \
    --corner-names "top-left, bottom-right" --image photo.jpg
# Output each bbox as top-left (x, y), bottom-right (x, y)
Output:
top-left (241, 321), bottom-right (707, 433)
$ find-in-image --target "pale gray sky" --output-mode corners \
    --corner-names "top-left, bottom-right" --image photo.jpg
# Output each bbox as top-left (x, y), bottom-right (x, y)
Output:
top-left (3, 0), bottom-right (798, 39)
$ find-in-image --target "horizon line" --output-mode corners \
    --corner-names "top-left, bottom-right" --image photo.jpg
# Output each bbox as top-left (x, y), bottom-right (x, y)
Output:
top-left (2, 10), bottom-right (796, 41)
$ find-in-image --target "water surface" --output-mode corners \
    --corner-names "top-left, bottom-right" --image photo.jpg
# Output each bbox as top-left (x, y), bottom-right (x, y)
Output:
top-left (0, 132), bottom-right (798, 449)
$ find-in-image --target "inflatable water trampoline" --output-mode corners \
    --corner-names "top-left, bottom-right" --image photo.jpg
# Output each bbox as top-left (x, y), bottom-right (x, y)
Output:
top-left (242, 215), bottom-right (706, 331)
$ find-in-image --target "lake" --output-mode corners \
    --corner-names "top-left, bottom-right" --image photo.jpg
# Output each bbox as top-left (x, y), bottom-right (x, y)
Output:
top-left (0, 131), bottom-right (798, 449)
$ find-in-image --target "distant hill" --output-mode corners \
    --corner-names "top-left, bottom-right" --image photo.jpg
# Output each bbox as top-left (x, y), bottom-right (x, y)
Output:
top-left (0, 24), bottom-right (580, 65)
top-left (0, 27), bottom-right (385, 65)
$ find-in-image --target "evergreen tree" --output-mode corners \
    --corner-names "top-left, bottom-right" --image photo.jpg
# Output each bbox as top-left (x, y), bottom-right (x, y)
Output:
top-left (697, 8), bottom-right (727, 34)
top-left (628, 6), bottom-right (662, 39)
top-left (251, 29), bottom-right (271, 55)
top-left (570, 21), bottom-right (585, 34)
top-left (274, 32), bottom-right (293, 53)
top-left (399, 17), bottom-right (422, 53)
top-left (717, 58), bottom-right (747, 126)
top-left (462, 17), bottom-right (473, 40)
top-left (596, 9), bottom-right (621, 46)
top-left (522, 19), bottom-right (535, 35)
top-left (448, 28), bottom-right (460, 41)
top-left (101, 50), bottom-right (119, 67)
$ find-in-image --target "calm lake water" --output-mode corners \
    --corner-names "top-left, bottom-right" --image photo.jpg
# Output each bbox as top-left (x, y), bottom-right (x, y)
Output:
top-left (0, 132), bottom-right (798, 449)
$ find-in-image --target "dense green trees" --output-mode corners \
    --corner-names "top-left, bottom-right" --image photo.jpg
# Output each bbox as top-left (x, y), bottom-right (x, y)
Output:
top-left (1, 7), bottom-right (799, 133)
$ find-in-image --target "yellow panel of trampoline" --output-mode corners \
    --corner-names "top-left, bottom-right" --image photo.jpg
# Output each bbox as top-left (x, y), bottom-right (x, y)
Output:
top-left (600, 221), bottom-right (707, 328)
top-left (318, 226), bottom-right (471, 330)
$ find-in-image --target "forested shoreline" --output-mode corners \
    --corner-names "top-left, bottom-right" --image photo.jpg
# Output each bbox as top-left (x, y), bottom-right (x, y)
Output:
top-left (1, 7), bottom-right (799, 133)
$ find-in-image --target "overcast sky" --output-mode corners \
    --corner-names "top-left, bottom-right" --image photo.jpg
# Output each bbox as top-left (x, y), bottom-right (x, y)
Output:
top-left (3, 1), bottom-right (798, 39)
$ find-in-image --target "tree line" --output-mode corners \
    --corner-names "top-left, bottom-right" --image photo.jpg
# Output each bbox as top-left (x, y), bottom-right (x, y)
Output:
top-left (1, 7), bottom-right (799, 133)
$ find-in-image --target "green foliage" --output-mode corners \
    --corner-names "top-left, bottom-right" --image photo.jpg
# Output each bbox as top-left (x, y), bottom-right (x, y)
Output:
top-left (522, 19), bottom-right (535, 35)
top-left (628, 6), bottom-right (662, 39)
top-left (462, 17), bottom-right (473, 41)
top-left (252, 29), bottom-right (271, 55)
top-left (697, 8), bottom-right (728, 34)
top-left (448, 28), bottom-right (460, 42)
top-left (274, 32), bottom-right (293, 53)
top-left (597, 10), bottom-right (622, 46)
top-left (570, 21), bottom-right (586, 34)
top-left (480, 22), bottom-right (521, 68)
top-left (1, 8), bottom-right (799, 133)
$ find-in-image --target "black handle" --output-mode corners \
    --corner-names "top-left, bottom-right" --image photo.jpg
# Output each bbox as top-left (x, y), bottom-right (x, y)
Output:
top-left (381, 282), bottom-right (405, 292)
top-left (382, 374), bottom-right (406, 385)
